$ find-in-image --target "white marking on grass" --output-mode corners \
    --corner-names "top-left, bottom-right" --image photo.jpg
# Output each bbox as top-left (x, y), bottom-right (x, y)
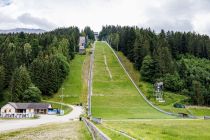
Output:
top-left (104, 55), bottom-right (112, 80)
top-left (101, 124), bottom-right (141, 140)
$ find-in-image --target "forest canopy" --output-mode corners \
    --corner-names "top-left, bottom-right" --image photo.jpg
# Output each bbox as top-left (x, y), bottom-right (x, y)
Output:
top-left (0, 27), bottom-right (94, 103)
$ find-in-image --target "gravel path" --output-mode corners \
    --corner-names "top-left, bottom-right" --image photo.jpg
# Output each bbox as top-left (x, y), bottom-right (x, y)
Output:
top-left (0, 105), bottom-right (83, 132)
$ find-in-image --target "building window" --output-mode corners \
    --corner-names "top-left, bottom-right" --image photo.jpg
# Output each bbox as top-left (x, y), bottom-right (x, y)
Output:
top-left (9, 109), bottom-right (11, 112)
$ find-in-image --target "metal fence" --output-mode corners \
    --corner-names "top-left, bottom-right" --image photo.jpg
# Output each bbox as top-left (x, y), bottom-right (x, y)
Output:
top-left (83, 118), bottom-right (111, 140)
top-left (204, 116), bottom-right (210, 120)
top-left (0, 113), bottom-right (35, 118)
top-left (92, 117), bottom-right (103, 124)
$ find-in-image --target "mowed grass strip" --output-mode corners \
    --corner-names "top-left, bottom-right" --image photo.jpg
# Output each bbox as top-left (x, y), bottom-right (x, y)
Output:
top-left (186, 106), bottom-right (210, 116)
top-left (95, 124), bottom-right (130, 140)
top-left (91, 42), bottom-right (173, 119)
top-left (102, 120), bottom-right (210, 140)
top-left (0, 121), bottom-right (92, 140)
top-left (49, 54), bottom-right (87, 105)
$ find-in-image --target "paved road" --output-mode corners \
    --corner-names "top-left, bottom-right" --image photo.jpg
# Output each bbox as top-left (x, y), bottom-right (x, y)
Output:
top-left (0, 105), bottom-right (83, 132)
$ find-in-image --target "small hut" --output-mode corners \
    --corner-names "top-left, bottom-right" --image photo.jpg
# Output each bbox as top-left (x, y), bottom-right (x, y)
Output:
top-left (79, 36), bottom-right (86, 54)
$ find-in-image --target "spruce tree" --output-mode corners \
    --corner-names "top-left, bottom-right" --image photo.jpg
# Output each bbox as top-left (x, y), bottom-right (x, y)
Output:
top-left (10, 65), bottom-right (32, 102)
top-left (0, 65), bottom-right (5, 92)
top-left (140, 55), bottom-right (155, 82)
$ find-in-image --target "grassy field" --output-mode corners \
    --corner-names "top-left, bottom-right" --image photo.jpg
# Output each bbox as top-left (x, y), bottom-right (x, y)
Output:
top-left (91, 42), bottom-right (173, 119)
top-left (99, 120), bottom-right (210, 140)
top-left (0, 121), bottom-right (92, 140)
top-left (48, 53), bottom-right (90, 105)
top-left (117, 51), bottom-right (210, 116)
top-left (96, 124), bottom-right (130, 140)
top-left (186, 106), bottom-right (210, 116)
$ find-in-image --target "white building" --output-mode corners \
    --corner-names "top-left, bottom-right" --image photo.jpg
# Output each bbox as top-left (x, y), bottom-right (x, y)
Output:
top-left (79, 36), bottom-right (86, 54)
top-left (0, 102), bottom-right (52, 118)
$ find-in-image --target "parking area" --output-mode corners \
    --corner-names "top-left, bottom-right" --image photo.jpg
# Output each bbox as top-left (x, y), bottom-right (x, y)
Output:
top-left (0, 105), bottom-right (83, 132)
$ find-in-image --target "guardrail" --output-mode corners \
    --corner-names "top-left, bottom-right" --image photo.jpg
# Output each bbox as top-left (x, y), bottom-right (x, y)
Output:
top-left (104, 41), bottom-right (197, 119)
top-left (83, 117), bottom-right (111, 140)
top-left (204, 116), bottom-right (210, 120)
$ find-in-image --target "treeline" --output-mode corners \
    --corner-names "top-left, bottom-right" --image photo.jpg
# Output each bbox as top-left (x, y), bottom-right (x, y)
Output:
top-left (99, 25), bottom-right (210, 106)
top-left (0, 27), bottom-right (82, 103)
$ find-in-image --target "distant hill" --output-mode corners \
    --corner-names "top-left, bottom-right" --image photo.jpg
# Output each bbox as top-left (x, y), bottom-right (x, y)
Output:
top-left (0, 28), bottom-right (46, 34)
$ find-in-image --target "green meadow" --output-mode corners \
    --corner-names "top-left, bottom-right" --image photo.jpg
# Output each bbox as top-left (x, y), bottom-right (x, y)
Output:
top-left (48, 53), bottom-right (90, 105)
top-left (99, 119), bottom-right (210, 140)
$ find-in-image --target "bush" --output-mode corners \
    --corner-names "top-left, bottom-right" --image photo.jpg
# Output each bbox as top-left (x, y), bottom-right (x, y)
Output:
top-left (163, 73), bottom-right (184, 92)
top-left (23, 85), bottom-right (41, 102)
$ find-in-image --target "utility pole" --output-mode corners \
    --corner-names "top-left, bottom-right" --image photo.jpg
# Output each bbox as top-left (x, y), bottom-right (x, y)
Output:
top-left (74, 45), bottom-right (76, 53)
top-left (61, 87), bottom-right (64, 112)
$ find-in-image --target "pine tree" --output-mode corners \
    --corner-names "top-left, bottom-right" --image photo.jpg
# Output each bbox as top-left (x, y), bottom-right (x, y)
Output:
top-left (10, 65), bottom-right (32, 102)
top-left (181, 34), bottom-right (188, 54)
top-left (0, 65), bottom-right (5, 92)
top-left (30, 54), bottom-right (69, 95)
top-left (154, 38), bottom-right (175, 76)
top-left (192, 80), bottom-right (204, 105)
top-left (23, 43), bottom-right (32, 67)
top-left (140, 55), bottom-right (155, 82)
top-left (23, 85), bottom-right (41, 102)
top-left (58, 38), bottom-right (69, 60)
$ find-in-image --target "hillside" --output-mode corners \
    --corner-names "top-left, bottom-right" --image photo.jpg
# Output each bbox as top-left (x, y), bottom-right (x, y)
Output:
top-left (92, 42), bottom-right (210, 140)
top-left (91, 41), bottom-right (173, 119)
top-left (0, 28), bottom-right (46, 34)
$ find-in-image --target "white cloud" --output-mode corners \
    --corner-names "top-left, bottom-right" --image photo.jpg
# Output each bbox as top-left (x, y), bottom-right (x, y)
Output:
top-left (18, 13), bottom-right (56, 30)
top-left (0, 0), bottom-right (210, 35)
top-left (0, 0), bottom-right (12, 7)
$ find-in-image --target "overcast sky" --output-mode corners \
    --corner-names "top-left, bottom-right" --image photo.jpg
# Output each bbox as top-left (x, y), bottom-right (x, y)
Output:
top-left (0, 0), bottom-right (210, 35)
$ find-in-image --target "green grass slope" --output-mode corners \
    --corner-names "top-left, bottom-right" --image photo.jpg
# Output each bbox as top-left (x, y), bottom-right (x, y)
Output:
top-left (48, 54), bottom-right (89, 105)
top-left (117, 51), bottom-right (190, 114)
top-left (91, 42), bottom-right (174, 119)
top-left (117, 51), bottom-right (210, 116)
